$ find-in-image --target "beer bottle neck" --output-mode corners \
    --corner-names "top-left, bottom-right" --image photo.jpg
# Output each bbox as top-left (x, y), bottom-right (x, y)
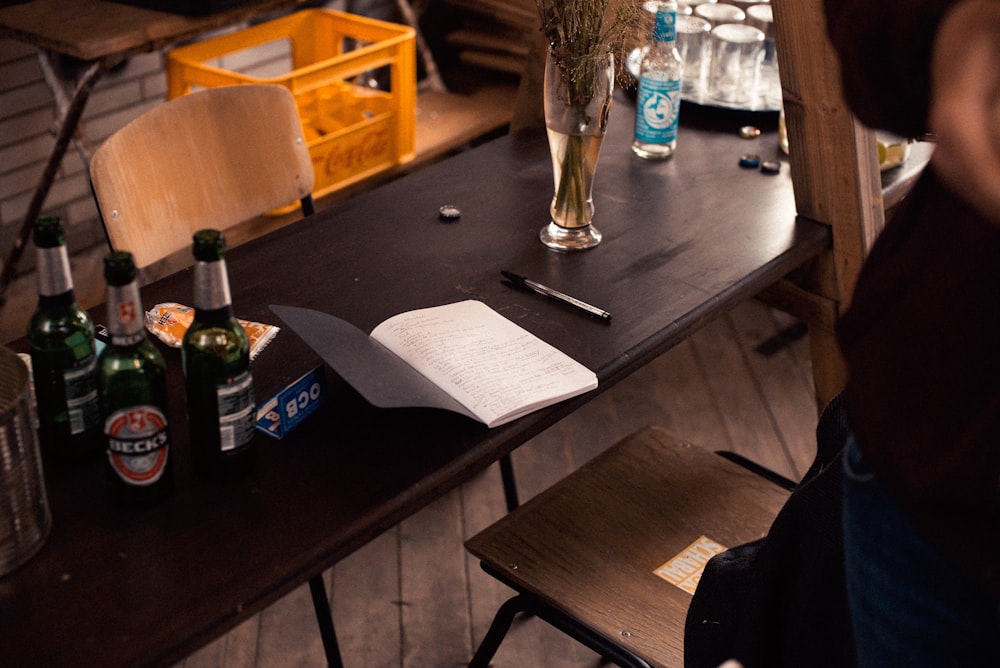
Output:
top-left (194, 305), bottom-right (236, 325)
top-left (192, 259), bottom-right (235, 323)
top-left (105, 280), bottom-right (146, 346)
top-left (37, 290), bottom-right (76, 309)
top-left (35, 244), bottom-right (74, 298)
top-left (192, 259), bottom-right (232, 309)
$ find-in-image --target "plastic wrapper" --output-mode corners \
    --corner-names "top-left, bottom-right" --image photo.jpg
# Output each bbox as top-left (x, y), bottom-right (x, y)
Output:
top-left (145, 302), bottom-right (278, 360)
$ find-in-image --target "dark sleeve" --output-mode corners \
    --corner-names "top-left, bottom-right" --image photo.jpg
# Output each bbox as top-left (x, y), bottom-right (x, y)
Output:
top-left (823, 0), bottom-right (955, 137)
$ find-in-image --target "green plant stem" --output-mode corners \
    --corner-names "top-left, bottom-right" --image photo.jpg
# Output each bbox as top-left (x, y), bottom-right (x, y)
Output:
top-left (554, 131), bottom-right (589, 228)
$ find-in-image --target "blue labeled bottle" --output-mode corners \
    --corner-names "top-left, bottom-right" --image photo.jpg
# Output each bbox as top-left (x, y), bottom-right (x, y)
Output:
top-left (633, 2), bottom-right (683, 159)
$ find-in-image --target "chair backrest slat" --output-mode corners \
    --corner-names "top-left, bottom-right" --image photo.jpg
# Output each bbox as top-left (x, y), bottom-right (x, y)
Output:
top-left (90, 84), bottom-right (314, 269)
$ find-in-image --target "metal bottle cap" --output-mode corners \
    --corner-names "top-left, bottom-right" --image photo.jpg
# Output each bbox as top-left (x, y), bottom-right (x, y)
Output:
top-left (32, 216), bottom-right (65, 249)
top-left (104, 251), bottom-right (137, 287)
top-left (192, 229), bottom-right (227, 262)
top-left (439, 205), bottom-right (461, 222)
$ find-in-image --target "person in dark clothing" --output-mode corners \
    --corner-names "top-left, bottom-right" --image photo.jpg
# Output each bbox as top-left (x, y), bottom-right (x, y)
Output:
top-left (824, 0), bottom-right (1000, 664)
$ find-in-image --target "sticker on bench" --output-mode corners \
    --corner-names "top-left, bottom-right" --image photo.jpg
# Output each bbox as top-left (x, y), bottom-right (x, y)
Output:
top-left (653, 535), bottom-right (727, 594)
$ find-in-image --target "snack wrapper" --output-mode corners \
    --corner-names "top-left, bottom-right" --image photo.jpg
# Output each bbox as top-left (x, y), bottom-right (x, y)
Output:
top-left (145, 302), bottom-right (279, 360)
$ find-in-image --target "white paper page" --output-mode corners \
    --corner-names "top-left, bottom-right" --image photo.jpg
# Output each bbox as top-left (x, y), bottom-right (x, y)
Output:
top-left (370, 300), bottom-right (598, 427)
top-left (269, 304), bottom-right (478, 421)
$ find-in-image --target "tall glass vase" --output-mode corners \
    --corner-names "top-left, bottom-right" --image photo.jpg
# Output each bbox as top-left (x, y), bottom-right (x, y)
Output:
top-left (540, 49), bottom-right (615, 251)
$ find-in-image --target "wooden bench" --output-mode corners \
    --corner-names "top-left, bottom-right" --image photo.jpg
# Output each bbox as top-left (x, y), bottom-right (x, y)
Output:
top-left (465, 427), bottom-right (792, 667)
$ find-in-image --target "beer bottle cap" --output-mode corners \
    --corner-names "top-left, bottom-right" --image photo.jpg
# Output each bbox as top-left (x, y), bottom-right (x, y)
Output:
top-left (33, 216), bottom-right (65, 249)
top-left (192, 229), bottom-right (226, 262)
top-left (438, 205), bottom-right (461, 222)
top-left (104, 250), bottom-right (137, 287)
top-left (760, 160), bottom-right (781, 174)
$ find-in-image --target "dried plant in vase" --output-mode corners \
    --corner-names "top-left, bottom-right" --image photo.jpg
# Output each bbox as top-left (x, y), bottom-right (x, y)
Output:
top-left (537, 0), bottom-right (644, 91)
top-left (534, 0), bottom-right (645, 250)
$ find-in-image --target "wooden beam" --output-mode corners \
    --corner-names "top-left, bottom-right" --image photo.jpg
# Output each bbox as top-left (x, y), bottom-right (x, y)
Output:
top-left (772, 0), bottom-right (884, 308)
top-left (770, 0), bottom-right (886, 407)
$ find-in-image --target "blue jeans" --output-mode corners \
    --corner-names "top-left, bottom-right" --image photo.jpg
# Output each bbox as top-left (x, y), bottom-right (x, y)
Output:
top-left (842, 436), bottom-right (1000, 667)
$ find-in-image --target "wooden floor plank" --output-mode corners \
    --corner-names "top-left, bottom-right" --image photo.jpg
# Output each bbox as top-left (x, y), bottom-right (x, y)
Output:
top-left (331, 529), bottom-right (403, 666)
top-left (599, 336), bottom-right (732, 453)
top-left (181, 614), bottom-right (260, 668)
top-left (460, 465), bottom-right (514, 648)
top-left (398, 486), bottom-right (478, 666)
top-left (691, 307), bottom-right (799, 480)
top-left (255, 580), bottom-right (327, 666)
top-left (730, 300), bottom-right (819, 480)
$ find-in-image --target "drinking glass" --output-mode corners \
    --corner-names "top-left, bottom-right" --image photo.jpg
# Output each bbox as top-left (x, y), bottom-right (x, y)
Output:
top-left (708, 23), bottom-right (765, 106)
top-left (747, 3), bottom-right (780, 108)
top-left (694, 3), bottom-right (746, 28)
top-left (677, 15), bottom-right (712, 98)
top-left (540, 50), bottom-right (615, 251)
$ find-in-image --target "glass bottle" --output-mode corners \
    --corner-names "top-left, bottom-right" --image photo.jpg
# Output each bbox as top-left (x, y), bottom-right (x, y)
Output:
top-left (181, 229), bottom-right (256, 480)
top-left (28, 216), bottom-right (102, 462)
top-left (633, 2), bottom-right (684, 159)
top-left (99, 251), bottom-right (173, 506)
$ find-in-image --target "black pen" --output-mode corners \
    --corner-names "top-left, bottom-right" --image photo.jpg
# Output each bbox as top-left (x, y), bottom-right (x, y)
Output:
top-left (501, 270), bottom-right (612, 322)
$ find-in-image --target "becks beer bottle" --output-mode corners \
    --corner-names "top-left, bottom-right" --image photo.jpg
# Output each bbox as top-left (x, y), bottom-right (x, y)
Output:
top-left (99, 251), bottom-right (173, 505)
top-left (182, 229), bottom-right (256, 480)
top-left (28, 216), bottom-right (102, 462)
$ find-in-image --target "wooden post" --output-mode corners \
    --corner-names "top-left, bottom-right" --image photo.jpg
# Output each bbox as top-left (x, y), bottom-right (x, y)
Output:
top-left (769, 0), bottom-right (885, 408)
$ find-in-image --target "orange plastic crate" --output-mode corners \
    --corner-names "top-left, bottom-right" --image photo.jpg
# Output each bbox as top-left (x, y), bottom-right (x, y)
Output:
top-left (166, 9), bottom-right (416, 205)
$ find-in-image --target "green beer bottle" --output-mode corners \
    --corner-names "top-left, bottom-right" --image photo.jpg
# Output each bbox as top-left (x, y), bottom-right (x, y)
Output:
top-left (181, 229), bottom-right (256, 480)
top-left (28, 216), bottom-right (102, 462)
top-left (99, 251), bottom-right (173, 505)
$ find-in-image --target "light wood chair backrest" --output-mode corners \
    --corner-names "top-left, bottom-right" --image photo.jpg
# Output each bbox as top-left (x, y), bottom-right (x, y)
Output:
top-left (90, 84), bottom-right (314, 269)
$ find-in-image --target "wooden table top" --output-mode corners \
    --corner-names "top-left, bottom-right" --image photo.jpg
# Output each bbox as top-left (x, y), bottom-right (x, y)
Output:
top-left (0, 97), bottom-right (829, 666)
top-left (0, 0), bottom-right (305, 61)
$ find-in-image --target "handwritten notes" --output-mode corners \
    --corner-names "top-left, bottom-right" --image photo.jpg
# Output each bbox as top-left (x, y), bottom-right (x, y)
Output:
top-left (371, 300), bottom-right (598, 427)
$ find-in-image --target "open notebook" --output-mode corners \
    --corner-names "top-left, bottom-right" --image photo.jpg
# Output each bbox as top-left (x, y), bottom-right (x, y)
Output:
top-left (270, 300), bottom-right (598, 427)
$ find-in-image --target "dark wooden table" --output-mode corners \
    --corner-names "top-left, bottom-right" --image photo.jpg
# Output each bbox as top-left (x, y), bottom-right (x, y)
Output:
top-left (0, 0), bottom-right (305, 61)
top-left (0, 97), bottom-right (829, 666)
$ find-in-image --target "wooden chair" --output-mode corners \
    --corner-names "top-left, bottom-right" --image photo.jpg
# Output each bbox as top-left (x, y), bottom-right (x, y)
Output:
top-left (466, 427), bottom-right (793, 668)
top-left (89, 82), bottom-right (342, 666)
top-left (89, 83), bottom-right (315, 271)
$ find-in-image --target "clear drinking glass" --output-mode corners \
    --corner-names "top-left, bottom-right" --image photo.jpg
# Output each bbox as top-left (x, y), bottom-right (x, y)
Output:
top-left (747, 3), bottom-right (780, 109)
top-left (708, 23), bottom-right (765, 106)
top-left (677, 15), bottom-right (712, 98)
top-left (694, 3), bottom-right (746, 28)
top-left (540, 50), bottom-right (615, 251)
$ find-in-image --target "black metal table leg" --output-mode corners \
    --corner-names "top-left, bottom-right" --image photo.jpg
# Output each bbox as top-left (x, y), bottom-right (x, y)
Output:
top-left (308, 575), bottom-right (344, 668)
top-left (499, 453), bottom-right (519, 512)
